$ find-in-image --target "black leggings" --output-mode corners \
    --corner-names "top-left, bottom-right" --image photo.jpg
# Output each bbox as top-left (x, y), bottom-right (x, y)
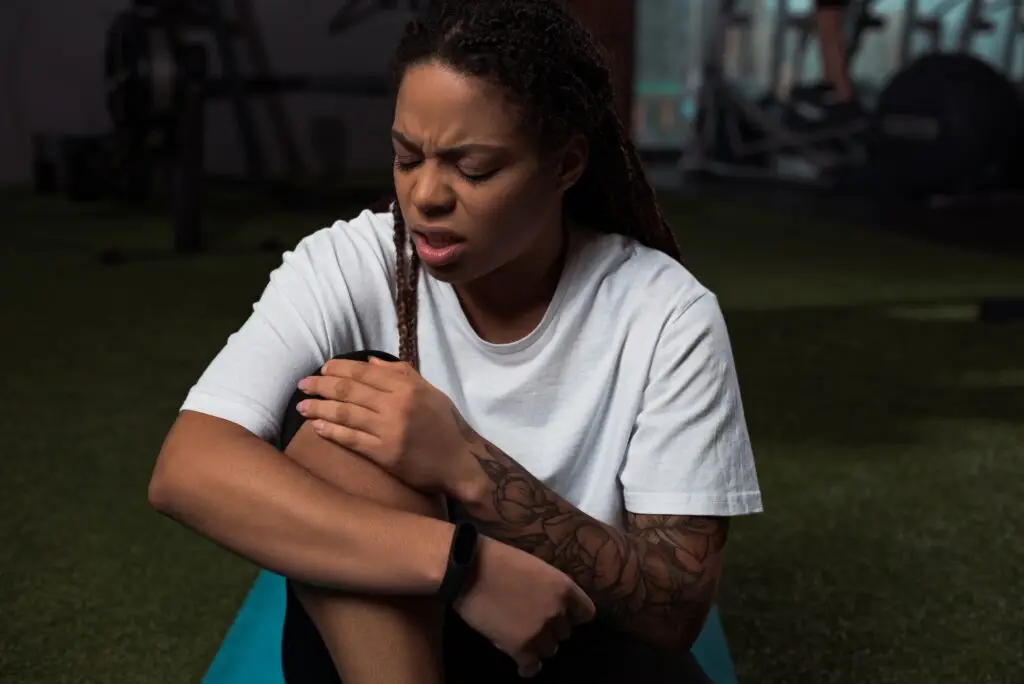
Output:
top-left (278, 351), bottom-right (712, 684)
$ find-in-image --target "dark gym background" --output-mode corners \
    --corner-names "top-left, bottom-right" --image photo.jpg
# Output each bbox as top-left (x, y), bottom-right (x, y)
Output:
top-left (1, 1), bottom-right (1022, 683)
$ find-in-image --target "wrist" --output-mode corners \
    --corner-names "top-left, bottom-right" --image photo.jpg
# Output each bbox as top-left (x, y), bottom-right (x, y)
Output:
top-left (416, 517), bottom-right (457, 594)
top-left (446, 447), bottom-right (492, 511)
top-left (436, 521), bottom-right (481, 604)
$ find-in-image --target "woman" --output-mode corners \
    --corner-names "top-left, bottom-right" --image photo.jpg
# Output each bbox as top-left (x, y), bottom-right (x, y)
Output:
top-left (148, 1), bottom-right (762, 682)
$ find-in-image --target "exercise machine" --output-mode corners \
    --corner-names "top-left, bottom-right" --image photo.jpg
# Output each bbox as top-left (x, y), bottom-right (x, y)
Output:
top-left (870, 50), bottom-right (1024, 200)
top-left (869, 0), bottom-right (1024, 200)
top-left (103, 0), bottom-right (418, 254)
top-left (896, 0), bottom-right (997, 69)
top-left (681, 0), bottom-right (881, 186)
top-left (771, 0), bottom-right (887, 99)
top-left (995, 0), bottom-right (1024, 76)
top-left (683, 0), bottom-right (1024, 201)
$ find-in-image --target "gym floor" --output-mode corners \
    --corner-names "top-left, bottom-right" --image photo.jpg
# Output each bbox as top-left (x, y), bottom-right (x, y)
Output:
top-left (1, 184), bottom-right (1022, 683)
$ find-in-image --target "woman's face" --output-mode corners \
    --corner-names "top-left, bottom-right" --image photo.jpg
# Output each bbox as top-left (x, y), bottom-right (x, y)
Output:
top-left (392, 61), bottom-right (582, 284)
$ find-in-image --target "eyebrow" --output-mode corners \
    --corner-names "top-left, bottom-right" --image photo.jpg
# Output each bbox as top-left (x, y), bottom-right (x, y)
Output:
top-left (391, 130), bottom-right (505, 155)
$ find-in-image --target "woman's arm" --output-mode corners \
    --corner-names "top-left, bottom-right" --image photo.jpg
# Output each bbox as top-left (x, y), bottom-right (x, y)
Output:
top-left (447, 293), bottom-right (755, 651)
top-left (452, 430), bottom-right (727, 652)
top-left (149, 410), bottom-right (451, 594)
top-left (150, 410), bottom-right (597, 672)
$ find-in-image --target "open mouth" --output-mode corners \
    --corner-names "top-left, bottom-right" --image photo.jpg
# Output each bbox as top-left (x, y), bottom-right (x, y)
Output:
top-left (418, 232), bottom-right (462, 248)
top-left (411, 231), bottom-right (468, 268)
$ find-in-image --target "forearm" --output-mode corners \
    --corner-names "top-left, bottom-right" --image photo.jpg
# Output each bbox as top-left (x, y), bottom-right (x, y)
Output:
top-left (453, 431), bottom-right (718, 650)
top-left (149, 411), bottom-right (450, 595)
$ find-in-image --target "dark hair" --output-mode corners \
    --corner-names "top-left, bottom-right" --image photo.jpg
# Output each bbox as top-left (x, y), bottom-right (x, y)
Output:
top-left (389, 0), bottom-right (681, 368)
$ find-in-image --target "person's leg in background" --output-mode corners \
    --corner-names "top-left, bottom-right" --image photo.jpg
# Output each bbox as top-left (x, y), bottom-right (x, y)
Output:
top-left (791, 0), bottom-right (866, 126)
top-left (278, 350), bottom-right (447, 684)
top-left (814, 0), bottom-right (855, 102)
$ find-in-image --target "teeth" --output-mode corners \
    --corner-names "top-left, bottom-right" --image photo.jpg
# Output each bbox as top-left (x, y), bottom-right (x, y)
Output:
top-left (425, 235), bottom-right (455, 248)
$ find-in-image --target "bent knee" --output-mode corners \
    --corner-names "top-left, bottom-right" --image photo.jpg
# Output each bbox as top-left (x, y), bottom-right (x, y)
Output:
top-left (284, 421), bottom-right (445, 519)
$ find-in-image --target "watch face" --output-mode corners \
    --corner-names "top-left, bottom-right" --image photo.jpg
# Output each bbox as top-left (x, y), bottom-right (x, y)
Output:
top-left (451, 523), bottom-right (478, 565)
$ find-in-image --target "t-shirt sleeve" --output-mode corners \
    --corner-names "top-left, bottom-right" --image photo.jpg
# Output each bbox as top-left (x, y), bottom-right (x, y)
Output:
top-left (179, 211), bottom-right (397, 441)
top-left (620, 292), bottom-right (763, 517)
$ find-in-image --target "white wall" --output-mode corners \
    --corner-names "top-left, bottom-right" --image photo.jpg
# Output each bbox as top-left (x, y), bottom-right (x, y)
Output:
top-left (0, 0), bottom-right (418, 184)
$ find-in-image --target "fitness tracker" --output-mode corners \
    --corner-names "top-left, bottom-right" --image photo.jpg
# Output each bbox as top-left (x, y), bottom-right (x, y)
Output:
top-left (437, 521), bottom-right (480, 605)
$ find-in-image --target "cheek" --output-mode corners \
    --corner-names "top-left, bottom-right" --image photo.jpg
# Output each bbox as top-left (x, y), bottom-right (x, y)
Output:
top-left (393, 168), bottom-right (410, 201)
top-left (393, 171), bottom-right (417, 221)
top-left (463, 174), bottom-right (555, 236)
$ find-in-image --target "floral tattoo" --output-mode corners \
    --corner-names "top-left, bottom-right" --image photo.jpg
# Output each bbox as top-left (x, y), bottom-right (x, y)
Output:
top-left (450, 408), bottom-right (728, 649)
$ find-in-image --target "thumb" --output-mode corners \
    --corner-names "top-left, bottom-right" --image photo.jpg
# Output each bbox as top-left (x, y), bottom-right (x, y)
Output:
top-left (566, 582), bottom-right (596, 626)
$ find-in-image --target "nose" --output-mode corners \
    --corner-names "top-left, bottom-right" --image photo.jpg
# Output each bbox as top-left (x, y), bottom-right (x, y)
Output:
top-left (410, 162), bottom-right (456, 218)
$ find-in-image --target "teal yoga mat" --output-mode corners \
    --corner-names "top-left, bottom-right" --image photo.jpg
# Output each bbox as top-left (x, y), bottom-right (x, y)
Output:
top-left (203, 571), bottom-right (739, 684)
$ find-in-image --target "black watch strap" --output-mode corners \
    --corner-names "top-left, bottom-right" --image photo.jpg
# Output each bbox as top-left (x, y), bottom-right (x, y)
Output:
top-left (437, 521), bottom-right (480, 605)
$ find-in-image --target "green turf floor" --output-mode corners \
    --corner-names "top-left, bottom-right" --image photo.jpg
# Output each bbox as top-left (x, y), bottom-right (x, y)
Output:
top-left (1, 189), bottom-right (1022, 683)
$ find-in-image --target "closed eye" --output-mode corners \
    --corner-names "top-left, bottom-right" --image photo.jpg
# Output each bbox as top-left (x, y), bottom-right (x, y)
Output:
top-left (394, 156), bottom-right (421, 172)
top-left (459, 168), bottom-right (499, 183)
top-left (394, 156), bottom-right (499, 184)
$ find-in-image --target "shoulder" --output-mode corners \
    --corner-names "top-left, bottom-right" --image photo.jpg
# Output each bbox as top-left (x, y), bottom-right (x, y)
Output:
top-left (294, 209), bottom-right (396, 272)
top-left (275, 209), bottom-right (398, 303)
top-left (573, 231), bottom-right (716, 329)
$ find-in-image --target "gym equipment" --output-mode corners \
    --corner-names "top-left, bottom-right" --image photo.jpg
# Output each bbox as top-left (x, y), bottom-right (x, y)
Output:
top-left (202, 570), bottom-right (741, 684)
top-left (104, 0), bottom-right (394, 183)
top-left (682, 0), bottom-right (879, 186)
top-left (31, 132), bottom-right (153, 203)
top-left (102, 0), bottom-right (414, 255)
top-left (996, 0), bottom-right (1024, 75)
top-left (869, 51), bottom-right (1024, 198)
top-left (770, 0), bottom-right (886, 99)
top-left (980, 297), bottom-right (1024, 322)
top-left (896, 0), bottom-right (998, 69)
top-left (684, 0), bottom-right (1024, 201)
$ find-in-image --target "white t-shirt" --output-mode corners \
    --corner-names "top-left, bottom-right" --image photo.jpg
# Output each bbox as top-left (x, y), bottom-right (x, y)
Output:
top-left (180, 209), bottom-right (763, 527)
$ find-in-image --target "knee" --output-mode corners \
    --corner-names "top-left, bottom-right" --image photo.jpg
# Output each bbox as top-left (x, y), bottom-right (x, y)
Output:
top-left (285, 422), bottom-right (444, 519)
top-left (280, 348), bottom-right (444, 518)
top-left (281, 350), bottom-right (444, 520)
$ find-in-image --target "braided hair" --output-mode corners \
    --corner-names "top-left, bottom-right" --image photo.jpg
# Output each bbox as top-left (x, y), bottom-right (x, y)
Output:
top-left (389, 0), bottom-right (682, 369)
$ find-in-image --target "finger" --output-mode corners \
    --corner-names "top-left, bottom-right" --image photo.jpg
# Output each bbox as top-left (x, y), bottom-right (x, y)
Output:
top-left (565, 583), bottom-right (596, 626)
top-left (310, 419), bottom-right (382, 456)
top-left (320, 359), bottom-right (403, 391)
top-left (297, 376), bottom-right (387, 413)
top-left (516, 659), bottom-right (543, 679)
top-left (297, 399), bottom-right (381, 435)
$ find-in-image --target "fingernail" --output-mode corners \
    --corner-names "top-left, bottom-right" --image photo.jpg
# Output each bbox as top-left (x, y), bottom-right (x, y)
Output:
top-left (297, 378), bottom-right (312, 392)
top-left (296, 400), bottom-right (310, 414)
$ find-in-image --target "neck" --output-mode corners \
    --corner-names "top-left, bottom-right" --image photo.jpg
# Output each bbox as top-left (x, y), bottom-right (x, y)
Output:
top-left (454, 223), bottom-right (569, 345)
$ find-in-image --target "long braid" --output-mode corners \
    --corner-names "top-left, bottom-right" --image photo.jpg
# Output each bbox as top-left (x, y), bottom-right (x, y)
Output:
top-left (574, 109), bottom-right (683, 263)
top-left (391, 202), bottom-right (420, 369)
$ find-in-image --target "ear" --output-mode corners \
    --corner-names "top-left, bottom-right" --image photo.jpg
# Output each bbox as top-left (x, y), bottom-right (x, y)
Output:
top-left (554, 135), bottom-right (588, 193)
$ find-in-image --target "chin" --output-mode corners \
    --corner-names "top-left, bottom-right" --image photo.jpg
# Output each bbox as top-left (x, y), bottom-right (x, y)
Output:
top-left (418, 260), bottom-right (477, 284)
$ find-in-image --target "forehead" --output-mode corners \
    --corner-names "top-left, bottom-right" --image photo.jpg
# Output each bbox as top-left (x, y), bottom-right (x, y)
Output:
top-left (394, 61), bottom-right (522, 147)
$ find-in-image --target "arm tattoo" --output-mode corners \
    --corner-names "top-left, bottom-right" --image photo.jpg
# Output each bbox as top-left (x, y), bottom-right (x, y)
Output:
top-left (453, 410), bottom-right (729, 650)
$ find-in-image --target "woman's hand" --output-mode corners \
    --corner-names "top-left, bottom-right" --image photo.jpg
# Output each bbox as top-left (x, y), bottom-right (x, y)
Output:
top-left (295, 357), bottom-right (484, 497)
